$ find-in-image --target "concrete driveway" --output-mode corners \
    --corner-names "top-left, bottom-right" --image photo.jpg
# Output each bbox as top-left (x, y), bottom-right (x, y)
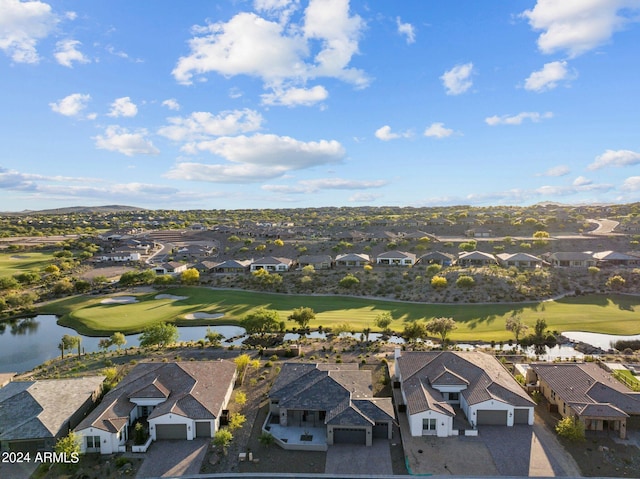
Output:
top-left (136, 439), bottom-right (208, 478)
top-left (325, 439), bottom-right (392, 475)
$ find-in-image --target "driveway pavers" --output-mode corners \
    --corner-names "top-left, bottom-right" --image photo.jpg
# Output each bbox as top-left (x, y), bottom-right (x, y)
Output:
top-left (325, 439), bottom-right (392, 475)
top-left (136, 439), bottom-right (208, 478)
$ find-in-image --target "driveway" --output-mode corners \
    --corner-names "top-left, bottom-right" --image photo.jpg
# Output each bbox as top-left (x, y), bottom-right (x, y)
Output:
top-left (136, 439), bottom-right (208, 478)
top-left (325, 439), bottom-right (392, 475)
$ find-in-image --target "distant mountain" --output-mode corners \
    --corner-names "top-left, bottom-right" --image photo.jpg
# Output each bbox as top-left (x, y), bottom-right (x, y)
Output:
top-left (3, 205), bottom-right (146, 215)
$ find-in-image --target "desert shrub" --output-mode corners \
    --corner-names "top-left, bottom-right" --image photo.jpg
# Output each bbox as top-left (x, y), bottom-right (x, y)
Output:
top-left (555, 417), bottom-right (585, 442)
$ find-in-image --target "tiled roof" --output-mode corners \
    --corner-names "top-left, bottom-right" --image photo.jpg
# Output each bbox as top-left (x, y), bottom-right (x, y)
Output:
top-left (496, 253), bottom-right (542, 262)
top-left (270, 363), bottom-right (395, 429)
top-left (376, 250), bottom-right (416, 260)
top-left (0, 377), bottom-right (104, 441)
top-left (397, 351), bottom-right (534, 416)
top-left (298, 254), bottom-right (333, 264)
top-left (532, 363), bottom-right (640, 416)
top-left (76, 361), bottom-right (236, 433)
top-left (252, 256), bottom-right (292, 265)
top-left (335, 253), bottom-right (370, 262)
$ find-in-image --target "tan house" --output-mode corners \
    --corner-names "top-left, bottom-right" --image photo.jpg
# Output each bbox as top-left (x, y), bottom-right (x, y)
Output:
top-left (376, 250), bottom-right (416, 266)
top-left (548, 252), bottom-right (596, 268)
top-left (496, 252), bottom-right (543, 269)
top-left (457, 251), bottom-right (497, 267)
top-left (335, 253), bottom-right (371, 267)
top-left (528, 363), bottom-right (640, 439)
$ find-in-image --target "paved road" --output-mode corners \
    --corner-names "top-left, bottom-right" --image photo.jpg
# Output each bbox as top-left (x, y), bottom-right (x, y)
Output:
top-left (586, 218), bottom-right (620, 235)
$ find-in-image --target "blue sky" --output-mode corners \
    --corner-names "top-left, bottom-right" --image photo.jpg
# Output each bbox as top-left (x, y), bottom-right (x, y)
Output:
top-left (1, 0), bottom-right (640, 211)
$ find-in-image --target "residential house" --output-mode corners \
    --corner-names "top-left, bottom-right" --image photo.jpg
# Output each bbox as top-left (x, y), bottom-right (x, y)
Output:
top-left (465, 227), bottom-right (493, 238)
top-left (496, 253), bottom-right (543, 269)
top-left (250, 257), bottom-right (293, 272)
top-left (528, 363), bottom-right (640, 439)
top-left (153, 261), bottom-right (189, 275)
top-left (75, 361), bottom-right (237, 454)
top-left (592, 251), bottom-right (640, 267)
top-left (192, 260), bottom-right (221, 273)
top-left (335, 253), bottom-right (371, 267)
top-left (376, 251), bottom-right (416, 266)
top-left (417, 251), bottom-right (455, 267)
top-left (548, 252), bottom-right (597, 268)
top-left (457, 251), bottom-right (497, 267)
top-left (0, 377), bottom-right (104, 453)
top-left (267, 363), bottom-right (395, 449)
top-left (174, 244), bottom-right (215, 261)
top-left (212, 259), bottom-right (252, 274)
top-left (95, 250), bottom-right (141, 262)
top-left (297, 255), bottom-right (333, 270)
top-left (395, 350), bottom-right (535, 437)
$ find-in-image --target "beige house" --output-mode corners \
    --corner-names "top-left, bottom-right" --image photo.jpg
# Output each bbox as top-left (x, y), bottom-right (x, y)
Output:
top-left (528, 363), bottom-right (640, 439)
top-left (376, 250), bottom-right (416, 266)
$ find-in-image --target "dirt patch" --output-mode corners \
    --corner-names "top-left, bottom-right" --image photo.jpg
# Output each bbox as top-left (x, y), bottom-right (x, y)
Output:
top-left (81, 265), bottom-right (134, 280)
top-left (33, 454), bottom-right (143, 479)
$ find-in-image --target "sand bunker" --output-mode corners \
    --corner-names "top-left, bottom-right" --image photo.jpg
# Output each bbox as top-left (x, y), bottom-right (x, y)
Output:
top-left (155, 294), bottom-right (188, 300)
top-left (100, 296), bottom-right (138, 304)
top-left (183, 312), bottom-right (224, 320)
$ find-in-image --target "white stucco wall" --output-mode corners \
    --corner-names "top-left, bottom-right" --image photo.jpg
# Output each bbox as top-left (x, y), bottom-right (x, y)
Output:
top-left (468, 399), bottom-right (514, 427)
top-left (407, 409), bottom-right (452, 437)
top-left (76, 427), bottom-right (124, 455)
top-left (149, 413), bottom-right (194, 441)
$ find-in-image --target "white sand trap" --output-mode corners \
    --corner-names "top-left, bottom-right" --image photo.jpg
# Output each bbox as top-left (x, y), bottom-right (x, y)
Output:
top-left (101, 296), bottom-right (138, 304)
top-left (184, 312), bottom-right (224, 320)
top-left (155, 294), bottom-right (188, 300)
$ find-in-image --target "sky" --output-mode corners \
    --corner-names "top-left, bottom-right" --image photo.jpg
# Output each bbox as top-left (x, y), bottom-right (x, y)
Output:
top-left (1, 0), bottom-right (640, 212)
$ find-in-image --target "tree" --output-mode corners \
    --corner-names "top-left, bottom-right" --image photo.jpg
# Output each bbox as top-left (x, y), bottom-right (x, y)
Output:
top-left (339, 274), bottom-right (360, 289)
top-left (505, 316), bottom-right (528, 346)
top-left (52, 279), bottom-right (75, 295)
top-left (606, 275), bottom-right (626, 290)
top-left (74, 279), bottom-right (91, 293)
top-left (110, 332), bottom-right (126, 350)
top-left (456, 275), bottom-right (475, 288)
top-left (213, 429), bottom-right (233, 452)
top-left (55, 432), bottom-right (80, 469)
top-left (426, 263), bottom-right (442, 275)
top-left (374, 311), bottom-right (393, 333)
top-left (431, 275), bottom-right (448, 289)
top-left (274, 239), bottom-right (284, 247)
top-left (61, 334), bottom-right (81, 358)
top-left (555, 417), bottom-right (585, 442)
top-left (98, 338), bottom-right (112, 352)
top-left (425, 317), bottom-right (457, 345)
top-left (205, 328), bottom-right (223, 347)
top-left (288, 307), bottom-right (316, 329)
top-left (521, 318), bottom-right (557, 355)
top-left (139, 322), bottom-right (179, 348)
top-left (403, 321), bottom-right (426, 342)
top-left (243, 308), bottom-right (281, 334)
top-left (180, 268), bottom-right (200, 285)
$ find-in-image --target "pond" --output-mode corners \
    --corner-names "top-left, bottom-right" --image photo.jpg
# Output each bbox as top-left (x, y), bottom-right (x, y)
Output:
top-left (562, 331), bottom-right (640, 351)
top-left (0, 315), bottom-right (246, 374)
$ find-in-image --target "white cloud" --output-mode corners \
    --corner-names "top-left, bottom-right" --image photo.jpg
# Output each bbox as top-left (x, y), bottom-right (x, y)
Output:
top-left (524, 60), bottom-right (574, 92)
top-left (263, 177), bottom-right (387, 194)
top-left (54, 39), bottom-right (89, 67)
top-left (0, 0), bottom-right (59, 63)
top-left (173, 0), bottom-right (368, 94)
top-left (158, 109), bottom-right (263, 142)
top-left (622, 176), bottom-right (640, 191)
top-left (588, 149), bottom-right (640, 170)
top-left (540, 165), bottom-right (570, 177)
top-left (253, 0), bottom-right (300, 23)
top-left (167, 133), bottom-right (345, 183)
top-left (49, 93), bottom-right (91, 117)
top-left (161, 98), bottom-right (180, 111)
top-left (441, 62), bottom-right (474, 95)
top-left (94, 126), bottom-right (159, 156)
top-left (522, 0), bottom-right (640, 57)
top-left (375, 125), bottom-right (411, 141)
top-left (108, 97), bottom-right (138, 118)
top-left (424, 122), bottom-right (454, 139)
top-left (485, 111), bottom-right (553, 126)
top-left (261, 85), bottom-right (328, 106)
top-left (573, 176), bottom-right (592, 186)
top-left (64, 11), bottom-right (76, 20)
top-left (396, 17), bottom-right (416, 44)
top-left (349, 192), bottom-right (383, 203)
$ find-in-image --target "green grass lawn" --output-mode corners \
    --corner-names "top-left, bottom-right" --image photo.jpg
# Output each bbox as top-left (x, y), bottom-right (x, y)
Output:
top-left (0, 251), bottom-right (56, 278)
top-left (43, 287), bottom-right (640, 340)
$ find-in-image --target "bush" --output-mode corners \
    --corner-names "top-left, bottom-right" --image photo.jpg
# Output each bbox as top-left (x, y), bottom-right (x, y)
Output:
top-left (555, 417), bottom-right (585, 442)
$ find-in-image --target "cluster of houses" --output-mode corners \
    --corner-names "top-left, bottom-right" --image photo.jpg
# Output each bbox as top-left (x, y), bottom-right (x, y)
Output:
top-left (2, 351), bottom-right (638, 455)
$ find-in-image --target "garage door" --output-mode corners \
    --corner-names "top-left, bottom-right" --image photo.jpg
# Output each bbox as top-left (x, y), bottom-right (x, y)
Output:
top-left (477, 410), bottom-right (508, 425)
top-left (195, 421), bottom-right (211, 438)
top-left (156, 424), bottom-right (187, 440)
top-left (9, 440), bottom-right (44, 454)
top-left (333, 428), bottom-right (366, 444)
top-left (514, 409), bottom-right (530, 424)
top-left (373, 422), bottom-right (388, 439)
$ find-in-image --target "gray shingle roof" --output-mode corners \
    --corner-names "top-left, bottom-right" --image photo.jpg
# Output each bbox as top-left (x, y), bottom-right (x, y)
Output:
top-left (532, 363), bottom-right (640, 416)
top-left (76, 361), bottom-right (236, 433)
top-left (0, 377), bottom-right (104, 441)
top-left (270, 363), bottom-right (394, 429)
top-left (397, 351), bottom-right (534, 416)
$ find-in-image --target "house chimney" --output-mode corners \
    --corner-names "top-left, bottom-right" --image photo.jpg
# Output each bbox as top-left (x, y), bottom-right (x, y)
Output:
top-left (394, 347), bottom-right (402, 360)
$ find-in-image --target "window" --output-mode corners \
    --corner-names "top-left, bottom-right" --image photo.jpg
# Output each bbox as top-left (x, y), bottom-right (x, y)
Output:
top-left (448, 392), bottom-right (459, 402)
top-left (86, 436), bottom-right (100, 449)
top-left (422, 418), bottom-right (437, 431)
